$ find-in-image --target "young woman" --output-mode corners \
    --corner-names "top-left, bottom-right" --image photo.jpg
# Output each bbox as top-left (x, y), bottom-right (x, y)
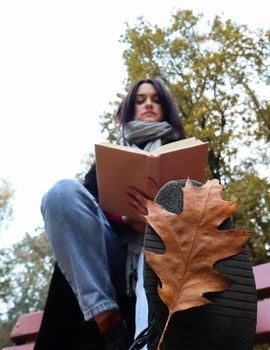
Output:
top-left (34, 78), bottom-right (185, 350)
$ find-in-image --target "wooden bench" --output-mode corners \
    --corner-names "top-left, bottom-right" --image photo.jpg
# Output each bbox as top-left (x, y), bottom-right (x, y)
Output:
top-left (2, 311), bottom-right (43, 350)
top-left (3, 262), bottom-right (270, 349)
top-left (253, 262), bottom-right (270, 344)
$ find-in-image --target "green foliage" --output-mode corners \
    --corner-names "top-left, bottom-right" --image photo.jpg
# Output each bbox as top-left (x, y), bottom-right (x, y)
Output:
top-left (100, 112), bottom-right (118, 143)
top-left (99, 93), bottom-right (126, 143)
top-left (0, 179), bottom-right (14, 233)
top-left (0, 229), bottom-right (54, 348)
top-left (224, 170), bottom-right (270, 264)
top-left (75, 151), bottom-right (96, 183)
top-left (100, 9), bottom-right (270, 262)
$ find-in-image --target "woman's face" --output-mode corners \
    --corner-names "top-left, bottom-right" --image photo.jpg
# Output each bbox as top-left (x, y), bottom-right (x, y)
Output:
top-left (134, 83), bottom-right (163, 122)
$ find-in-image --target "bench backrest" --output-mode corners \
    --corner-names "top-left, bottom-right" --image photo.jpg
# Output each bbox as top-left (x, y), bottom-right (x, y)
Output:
top-left (253, 262), bottom-right (270, 344)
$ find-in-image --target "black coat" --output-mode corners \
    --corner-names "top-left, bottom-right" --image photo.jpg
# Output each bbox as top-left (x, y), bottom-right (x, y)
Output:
top-left (83, 163), bottom-right (99, 201)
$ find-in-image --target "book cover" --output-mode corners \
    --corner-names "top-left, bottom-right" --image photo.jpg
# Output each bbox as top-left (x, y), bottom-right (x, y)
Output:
top-left (95, 137), bottom-right (208, 219)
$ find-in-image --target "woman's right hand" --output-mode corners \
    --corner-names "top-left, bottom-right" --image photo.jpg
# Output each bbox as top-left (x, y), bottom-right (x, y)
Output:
top-left (123, 177), bottom-right (159, 233)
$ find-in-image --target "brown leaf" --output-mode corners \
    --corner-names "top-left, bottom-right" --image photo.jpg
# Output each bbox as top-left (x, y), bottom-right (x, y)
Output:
top-left (144, 179), bottom-right (249, 348)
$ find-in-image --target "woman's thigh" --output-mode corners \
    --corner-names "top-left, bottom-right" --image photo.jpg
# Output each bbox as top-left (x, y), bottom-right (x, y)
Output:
top-left (104, 225), bottom-right (127, 296)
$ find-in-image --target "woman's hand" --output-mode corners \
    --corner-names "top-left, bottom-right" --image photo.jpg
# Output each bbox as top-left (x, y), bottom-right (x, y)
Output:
top-left (125, 177), bottom-right (159, 215)
top-left (123, 177), bottom-right (159, 233)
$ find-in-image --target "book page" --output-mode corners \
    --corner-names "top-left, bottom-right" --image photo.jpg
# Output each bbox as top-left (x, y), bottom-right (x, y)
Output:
top-left (98, 142), bottom-right (149, 155)
top-left (152, 137), bottom-right (205, 154)
top-left (95, 144), bottom-right (160, 219)
top-left (159, 143), bottom-right (209, 185)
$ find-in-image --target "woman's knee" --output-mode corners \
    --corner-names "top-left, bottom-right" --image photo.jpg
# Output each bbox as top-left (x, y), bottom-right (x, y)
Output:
top-left (41, 179), bottom-right (82, 217)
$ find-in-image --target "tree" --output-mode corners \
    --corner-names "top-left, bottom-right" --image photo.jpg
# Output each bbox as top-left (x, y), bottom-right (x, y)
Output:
top-left (75, 151), bottom-right (95, 184)
top-left (0, 229), bottom-right (54, 348)
top-left (0, 160), bottom-right (93, 347)
top-left (0, 179), bottom-right (14, 347)
top-left (0, 151), bottom-right (98, 348)
top-left (0, 179), bottom-right (14, 233)
top-left (100, 10), bottom-right (270, 263)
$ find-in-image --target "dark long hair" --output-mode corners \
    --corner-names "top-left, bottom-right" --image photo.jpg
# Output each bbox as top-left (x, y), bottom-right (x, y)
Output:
top-left (116, 78), bottom-right (186, 139)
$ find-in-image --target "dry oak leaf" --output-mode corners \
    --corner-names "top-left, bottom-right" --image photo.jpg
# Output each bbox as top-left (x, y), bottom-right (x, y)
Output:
top-left (144, 179), bottom-right (249, 315)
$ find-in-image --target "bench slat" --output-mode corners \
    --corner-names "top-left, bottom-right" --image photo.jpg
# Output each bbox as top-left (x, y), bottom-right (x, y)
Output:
top-left (10, 312), bottom-right (43, 344)
top-left (256, 298), bottom-right (270, 344)
top-left (253, 262), bottom-right (270, 299)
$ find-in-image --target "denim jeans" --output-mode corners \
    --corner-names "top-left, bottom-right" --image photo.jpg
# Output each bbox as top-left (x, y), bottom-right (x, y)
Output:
top-left (41, 179), bottom-right (128, 321)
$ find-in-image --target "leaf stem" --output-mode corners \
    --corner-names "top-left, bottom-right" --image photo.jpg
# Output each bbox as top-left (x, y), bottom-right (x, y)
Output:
top-left (157, 313), bottom-right (172, 350)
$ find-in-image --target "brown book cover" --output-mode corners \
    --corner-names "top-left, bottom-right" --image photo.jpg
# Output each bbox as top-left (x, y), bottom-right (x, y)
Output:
top-left (95, 137), bottom-right (208, 219)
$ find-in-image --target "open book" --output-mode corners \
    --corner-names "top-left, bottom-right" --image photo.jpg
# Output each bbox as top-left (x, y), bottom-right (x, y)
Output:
top-left (95, 137), bottom-right (208, 219)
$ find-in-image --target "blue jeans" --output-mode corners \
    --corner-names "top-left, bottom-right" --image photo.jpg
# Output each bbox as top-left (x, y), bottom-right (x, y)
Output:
top-left (41, 179), bottom-right (127, 321)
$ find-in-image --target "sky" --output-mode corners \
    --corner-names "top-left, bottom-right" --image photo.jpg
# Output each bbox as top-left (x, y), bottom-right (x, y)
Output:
top-left (0, 0), bottom-right (269, 247)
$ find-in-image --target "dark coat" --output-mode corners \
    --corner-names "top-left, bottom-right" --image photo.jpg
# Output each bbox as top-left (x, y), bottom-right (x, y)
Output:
top-left (83, 163), bottom-right (99, 201)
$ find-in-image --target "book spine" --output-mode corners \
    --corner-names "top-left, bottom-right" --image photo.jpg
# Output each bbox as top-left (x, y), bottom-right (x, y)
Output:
top-left (145, 155), bottom-right (161, 193)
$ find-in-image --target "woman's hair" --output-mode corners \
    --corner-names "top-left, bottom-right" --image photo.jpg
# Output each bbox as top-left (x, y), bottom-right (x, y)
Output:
top-left (116, 78), bottom-right (186, 139)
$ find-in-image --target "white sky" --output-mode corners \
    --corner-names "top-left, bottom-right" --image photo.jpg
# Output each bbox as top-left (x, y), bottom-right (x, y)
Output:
top-left (0, 0), bottom-right (269, 247)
